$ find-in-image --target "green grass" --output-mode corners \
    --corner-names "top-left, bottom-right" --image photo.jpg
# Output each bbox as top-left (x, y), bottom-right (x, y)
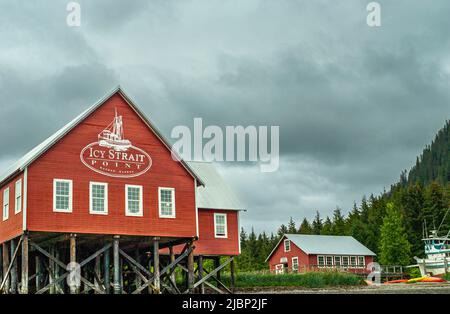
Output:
top-left (219, 271), bottom-right (365, 288)
top-left (443, 274), bottom-right (450, 281)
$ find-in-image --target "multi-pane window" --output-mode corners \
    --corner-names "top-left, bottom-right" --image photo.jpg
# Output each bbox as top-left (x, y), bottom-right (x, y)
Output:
top-left (358, 256), bottom-right (365, 268)
top-left (284, 239), bottom-right (291, 252)
top-left (317, 255), bottom-right (325, 267)
top-left (15, 180), bottom-right (22, 214)
top-left (214, 213), bottom-right (227, 238)
top-left (292, 257), bottom-right (299, 272)
top-left (3, 188), bottom-right (9, 221)
top-left (125, 185), bottom-right (143, 216)
top-left (53, 179), bottom-right (72, 212)
top-left (350, 256), bottom-right (357, 267)
top-left (90, 182), bottom-right (108, 214)
top-left (334, 256), bottom-right (341, 267)
top-left (158, 187), bottom-right (175, 218)
top-left (342, 256), bottom-right (349, 267)
top-left (326, 256), bottom-right (333, 267)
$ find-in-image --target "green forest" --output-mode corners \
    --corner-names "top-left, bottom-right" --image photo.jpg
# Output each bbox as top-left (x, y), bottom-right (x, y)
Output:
top-left (237, 121), bottom-right (450, 271)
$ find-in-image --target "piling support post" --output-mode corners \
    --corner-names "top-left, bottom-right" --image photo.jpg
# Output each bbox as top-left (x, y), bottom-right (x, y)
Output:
top-left (95, 254), bottom-right (101, 293)
top-left (198, 255), bottom-right (204, 294)
top-left (1, 242), bottom-right (9, 293)
top-left (187, 241), bottom-right (194, 294)
top-left (169, 246), bottom-right (176, 284)
top-left (35, 255), bottom-right (42, 292)
top-left (104, 248), bottom-right (110, 294)
top-left (113, 235), bottom-right (121, 294)
top-left (10, 238), bottom-right (18, 294)
top-left (134, 246), bottom-right (142, 290)
top-left (69, 234), bottom-right (77, 294)
top-left (49, 245), bottom-right (55, 294)
top-left (153, 237), bottom-right (160, 294)
top-left (230, 256), bottom-right (235, 293)
top-left (214, 257), bottom-right (221, 282)
top-left (20, 233), bottom-right (29, 294)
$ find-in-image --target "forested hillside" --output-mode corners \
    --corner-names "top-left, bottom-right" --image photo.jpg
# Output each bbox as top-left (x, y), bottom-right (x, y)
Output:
top-left (237, 120), bottom-right (450, 271)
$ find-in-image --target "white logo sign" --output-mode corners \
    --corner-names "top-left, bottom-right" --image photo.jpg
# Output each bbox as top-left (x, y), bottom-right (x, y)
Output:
top-left (80, 110), bottom-right (152, 178)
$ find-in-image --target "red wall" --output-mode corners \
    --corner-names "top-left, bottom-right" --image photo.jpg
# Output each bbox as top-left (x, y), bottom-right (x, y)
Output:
top-left (268, 237), bottom-right (309, 272)
top-left (162, 209), bottom-right (240, 256)
top-left (268, 236), bottom-right (375, 273)
top-left (194, 209), bottom-right (240, 256)
top-left (0, 172), bottom-right (24, 244)
top-left (25, 92), bottom-right (197, 238)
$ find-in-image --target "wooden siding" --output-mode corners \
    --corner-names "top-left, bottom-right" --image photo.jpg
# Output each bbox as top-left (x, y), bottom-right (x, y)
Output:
top-left (0, 172), bottom-right (24, 244)
top-left (26, 92), bottom-right (197, 238)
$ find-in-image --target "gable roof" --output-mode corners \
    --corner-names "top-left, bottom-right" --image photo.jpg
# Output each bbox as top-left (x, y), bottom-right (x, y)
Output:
top-left (188, 161), bottom-right (244, 211)
top-left (266, 234), bottom-right (376, 262)
top-left (0, 86), bottom-right (204, 186)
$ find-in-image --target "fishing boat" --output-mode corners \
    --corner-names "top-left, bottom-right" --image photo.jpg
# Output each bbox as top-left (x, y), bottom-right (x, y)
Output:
top-left (98, 109), bottom-right (132, 152)
top-left (414, 209), bottom-right (450, 276)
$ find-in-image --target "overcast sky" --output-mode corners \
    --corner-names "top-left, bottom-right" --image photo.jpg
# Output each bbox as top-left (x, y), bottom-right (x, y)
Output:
top-left (0, 1), bottom-right (449, 234)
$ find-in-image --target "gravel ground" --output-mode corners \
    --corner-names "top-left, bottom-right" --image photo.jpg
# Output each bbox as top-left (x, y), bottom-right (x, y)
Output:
top-left (236, 283), bottom-right (450, 294)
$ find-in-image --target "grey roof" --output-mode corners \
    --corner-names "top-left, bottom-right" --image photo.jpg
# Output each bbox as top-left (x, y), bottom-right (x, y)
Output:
top-left (0, 86), bottom-right (204, 186)
top-left (266, 234), bottom-right (376, 261)
top-left (188, 161), bottom-right (244, 211)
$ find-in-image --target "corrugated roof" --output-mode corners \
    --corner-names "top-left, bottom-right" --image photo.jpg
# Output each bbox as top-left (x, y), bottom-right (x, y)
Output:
top-left (0, 86), bottom-right (204, 186)
top-left (266, 234), bottom-right (376, 261)
top-left (287, 234), bottom-right (376, 256)
top-left (188, 161), bottom-right (244, 211)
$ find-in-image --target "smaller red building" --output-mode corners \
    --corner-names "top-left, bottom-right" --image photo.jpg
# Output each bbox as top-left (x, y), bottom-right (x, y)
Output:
top-left (266, 234), bottom-right (376, 273)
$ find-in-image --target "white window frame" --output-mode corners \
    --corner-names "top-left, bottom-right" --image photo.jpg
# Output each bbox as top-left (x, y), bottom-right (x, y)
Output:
top-left (89, 182), bottom-right (108, 215)
top-left (350, 256), bottom-right (357, 268)
top-left (334, 256), bottom-right (341, 267)
top-left (292, 257), bottom-right (299, 272)
top-left (214, 213), bottom-right (228, 238)
top-left (158, 187), bottom-right (176, 218)
top-left (125, 184), bottom-right (143, 217)
top-left (358, 256), bottom-right (365, 268)
top-left (3, 188), bottom-right (9, 221)
top-left (342, 256), bottom-right (349, 267)
top-left (317, 255), bottom-right (325, 268)
top-left (53, 179), bottom-right (73, 213)
top-left (284, 239), bottom-right (291, 252)
top-left (325, 255), bottom-right (334, 267)
top-left (15, 179), bottom-right (22, 214)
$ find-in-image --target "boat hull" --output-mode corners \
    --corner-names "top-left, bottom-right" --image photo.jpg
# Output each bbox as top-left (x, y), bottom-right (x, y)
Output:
top-left (99, 139), bottom-right (131, 152)
top-left (415, 257), bottom-right (450, 276)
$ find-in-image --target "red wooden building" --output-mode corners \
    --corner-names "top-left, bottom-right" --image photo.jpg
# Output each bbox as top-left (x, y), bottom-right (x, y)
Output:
top-left (0, 87), bottom-right (244, 294)
top-left (266, 234), bottom-right (375, 274)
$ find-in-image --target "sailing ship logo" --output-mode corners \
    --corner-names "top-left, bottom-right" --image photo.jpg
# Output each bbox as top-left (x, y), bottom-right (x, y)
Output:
top-left (98, 109), bottom-right (132, 152)
top-left (80, 109), bottom-right (152, 178)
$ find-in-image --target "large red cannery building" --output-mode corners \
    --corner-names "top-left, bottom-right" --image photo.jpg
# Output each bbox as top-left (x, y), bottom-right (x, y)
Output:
top-left (266, 234), bottom-right (376, 274)
top-left (0, 87), bottom-right (244, 294)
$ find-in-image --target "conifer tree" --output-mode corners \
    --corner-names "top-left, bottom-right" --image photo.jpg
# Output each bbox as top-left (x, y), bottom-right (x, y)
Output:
top-left (298, 218), bottom-right (313, 234)
top-left (312, 211), bottom-right (323, 234)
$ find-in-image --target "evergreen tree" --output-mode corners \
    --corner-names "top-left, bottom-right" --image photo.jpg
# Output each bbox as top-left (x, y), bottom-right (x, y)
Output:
top-left (321, 216), bottom-right (332, 235)
top-left (379, 203), bottom-right (411, 265)
top-left (312, 211), bottom-right (323, 234)
top-left (287, 217), bottom-right (297, 234)
top-left (277, 224), bottom-right (288, 237)
top-left (298, 218), bottom-right (313, 234)
top-left (331, 207), bottom-right (346, 235)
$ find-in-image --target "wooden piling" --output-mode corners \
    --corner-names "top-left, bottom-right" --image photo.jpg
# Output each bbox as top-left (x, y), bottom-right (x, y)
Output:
top-left (113, 235), bottom-right (121, 294)
top-left (55, 248), bottom-right (60, 292)
top-left (187, 241), bottom-right (194, 293)
top-left (10, 239), bottom-right (17, 294)
top-left (35, 255), bottom-right (42, 292)
top-left (49, 245), bottom-right (55, 294)
top-left (214, 257), bottom-right (221, 282)
top-left (69, 234), bottom-right (77, 294)
top-left (134, 246), bottom-right (142, 290)
top-left (104, 249), bottom-right (110, 294)
top-left (153, 237), bottom-right (160, 294)
top-left (230, 256), bottom-right (235, 293)
top-left (198, 255), bottom-right (204, 294)
top-left (95, 255), bottom-right (101, 293)
top-left (21, 233), bottom-right (29, 294)
top-left (1, 242), bottom-right (9, 293)
top-left (169, 246), bottom-right (175, 284)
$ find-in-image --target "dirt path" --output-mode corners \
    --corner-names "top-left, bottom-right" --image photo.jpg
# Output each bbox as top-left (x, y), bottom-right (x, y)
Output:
top-left (236, 283), bottom-right (450, 294)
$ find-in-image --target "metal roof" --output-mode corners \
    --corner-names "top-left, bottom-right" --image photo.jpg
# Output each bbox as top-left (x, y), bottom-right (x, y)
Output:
top-left (0, 86), bottom-right (204, 186)
top-left (188, 161), bottom-right (244, 211)
top-left (266, 234), bottom-right (376, 261)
